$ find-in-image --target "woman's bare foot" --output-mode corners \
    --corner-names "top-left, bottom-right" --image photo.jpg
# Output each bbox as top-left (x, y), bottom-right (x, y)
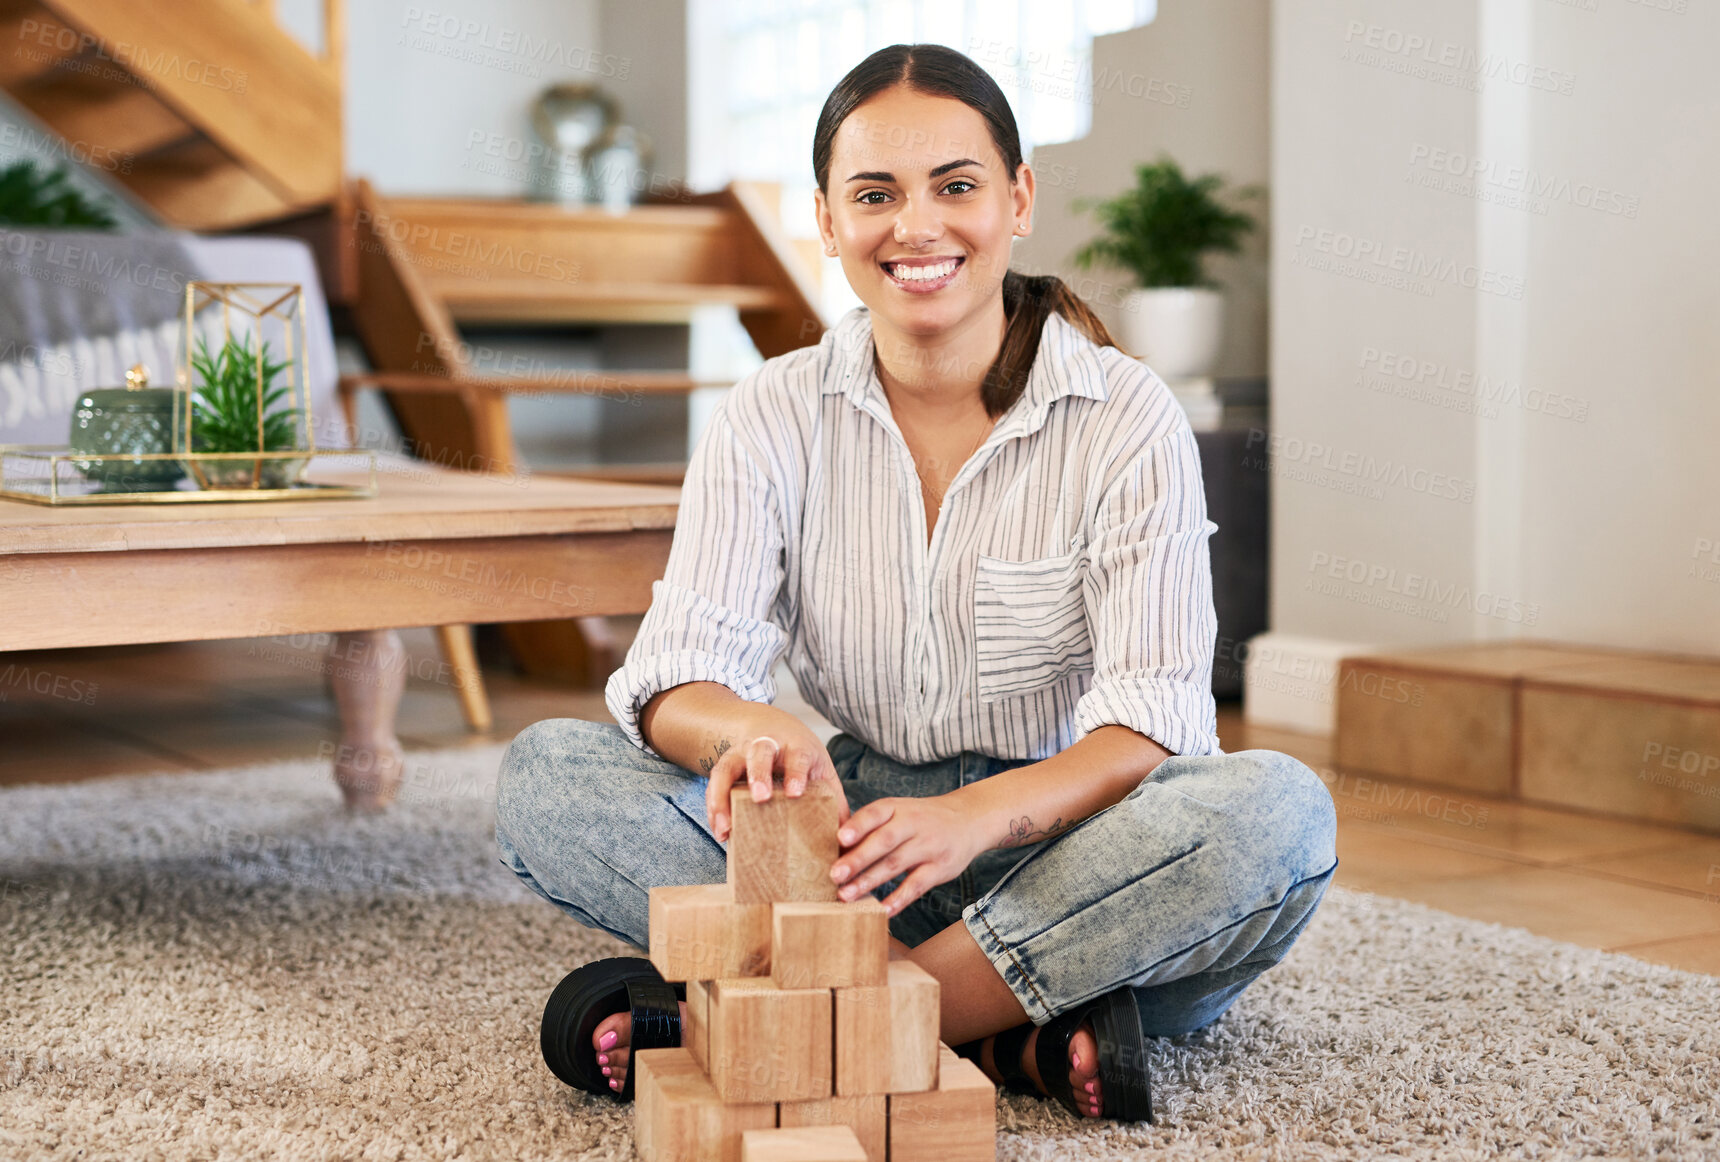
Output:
top-left (976, 1022), bottom-right (1103, 1117)
top-left (591, 1002), bottom-right (690, 1093)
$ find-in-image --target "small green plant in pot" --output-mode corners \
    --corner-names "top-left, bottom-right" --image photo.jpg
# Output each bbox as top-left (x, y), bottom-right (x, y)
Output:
top-left (186, 334), bottom-right (306, 489)
top-left (0, 159), bottom-right (120, 227)
top-left (1074, 156), bottom-right (1258, 380)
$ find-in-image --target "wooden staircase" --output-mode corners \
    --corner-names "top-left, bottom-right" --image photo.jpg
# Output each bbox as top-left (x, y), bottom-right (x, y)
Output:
top-left (341, 179), bottom-right (826, 485)
top-left (0, 0), bottom-right (342, 228)
top-left (340, 180), bottom-right (827, 681)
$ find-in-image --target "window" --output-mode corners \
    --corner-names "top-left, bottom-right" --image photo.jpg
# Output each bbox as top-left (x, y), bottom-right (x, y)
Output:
top-left (689, 0), bottom-right (1156, 317)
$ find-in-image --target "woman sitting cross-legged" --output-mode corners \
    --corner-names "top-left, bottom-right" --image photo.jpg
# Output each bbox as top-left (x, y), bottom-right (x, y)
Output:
top-left (495, 42), bottom-right (1337, 1123)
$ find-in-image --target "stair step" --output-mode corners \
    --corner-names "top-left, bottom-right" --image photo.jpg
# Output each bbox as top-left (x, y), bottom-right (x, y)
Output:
top-left (13, 67), bottom-right (196, 158)
top-left (122, 135), bottom-right (295, 229)
top-left (1336, 642), bottom-right (1720, 833)
top-left (0, 3), bottom-right (81, 85)
top-left (440, 281), bottom-right (787, 325)
top-left (363, 196), bottom-right (791, 323)
top-left (342, 370), bottom-right (733, 399)
top-left (542, 464), bottom-right (688, 487)
top-left (380, 198), bottom-right (736, 229)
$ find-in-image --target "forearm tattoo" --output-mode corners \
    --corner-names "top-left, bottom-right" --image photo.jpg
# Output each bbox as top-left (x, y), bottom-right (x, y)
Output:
top-left (1003, 814), bottom-right (1066, 847)
top-left (697, 738), bottom-right (732, 777)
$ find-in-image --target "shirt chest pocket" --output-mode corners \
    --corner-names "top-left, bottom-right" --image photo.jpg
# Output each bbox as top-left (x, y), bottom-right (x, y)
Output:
top-left (972, 547), bottom-right (1093, 702)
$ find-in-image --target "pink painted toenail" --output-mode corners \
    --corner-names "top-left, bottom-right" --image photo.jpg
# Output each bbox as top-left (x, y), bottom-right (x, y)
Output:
top-left (1085, 1080), bottom-right (1096, 1093)
top-left (602, 1066), bottom-right (610, 1076)
top-left (598, 1054), bottom-right (609, 1065)
top-left (1072, 1052), bottom-right (1082, 1069)
top-left (599, 1030), bottom-right (618, 1050)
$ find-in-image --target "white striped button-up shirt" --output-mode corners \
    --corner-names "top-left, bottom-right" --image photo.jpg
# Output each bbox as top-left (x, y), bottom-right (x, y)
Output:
top-left (604, 306), bottom-right (1220, 765)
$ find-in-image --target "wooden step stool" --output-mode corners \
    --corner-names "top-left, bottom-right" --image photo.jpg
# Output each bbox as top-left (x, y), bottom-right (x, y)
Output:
top-left (635, 782), bottom-right (997, 1162)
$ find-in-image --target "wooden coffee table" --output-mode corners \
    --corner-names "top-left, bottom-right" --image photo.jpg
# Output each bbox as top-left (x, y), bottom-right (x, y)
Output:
top-left (0, 461), bottom-right (679, 807)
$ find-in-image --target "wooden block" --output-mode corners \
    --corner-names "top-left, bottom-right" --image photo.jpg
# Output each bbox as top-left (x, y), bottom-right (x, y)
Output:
top-left (834, 961), bottom-right (940, 1096)
top-left (634, 1047), bottom-right (696, 1162)
top-left (887, 1045), bottom-right (996, 1162)
top-left (778, 1092), bottom-right (886, 1162)
top-left (729, 781), bottom-right (841, 904)
top-left (771, 901), bottom-right (889, 990)
top-left (685, 978), bottom-right (711, 1072)
top-left (650, 883), bottom-right (772, 982)
top-left (707, 976), bottom-right (833, 1103)
top-left (741, 1125), bottom-right (868, 1162)
top-left (635, 1047), bottom-right (775, 1162)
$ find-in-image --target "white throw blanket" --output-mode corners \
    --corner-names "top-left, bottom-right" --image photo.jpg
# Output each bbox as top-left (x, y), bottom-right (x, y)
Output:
top-left (0, 228), bottom-right (197, 439)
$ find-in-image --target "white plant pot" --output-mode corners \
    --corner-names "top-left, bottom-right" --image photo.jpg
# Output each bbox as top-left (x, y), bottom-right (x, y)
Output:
top-left (1119, 287), bottom-right (1225, 380)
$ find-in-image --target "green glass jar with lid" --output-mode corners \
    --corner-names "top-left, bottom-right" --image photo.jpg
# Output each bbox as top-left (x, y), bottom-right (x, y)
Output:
top-left (68, 363), bottom-right (186, 491)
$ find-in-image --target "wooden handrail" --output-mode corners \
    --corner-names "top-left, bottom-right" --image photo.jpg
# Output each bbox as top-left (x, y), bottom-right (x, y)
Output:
top-left (323, 0), bottom-right (345, 72)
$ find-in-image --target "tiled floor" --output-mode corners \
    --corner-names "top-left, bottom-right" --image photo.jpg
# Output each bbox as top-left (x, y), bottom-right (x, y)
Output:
top-left (4, 627), bottom-right (1718, 974)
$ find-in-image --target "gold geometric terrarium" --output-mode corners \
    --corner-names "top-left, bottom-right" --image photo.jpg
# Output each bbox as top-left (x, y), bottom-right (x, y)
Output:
top-left (175, 281), bottom-right (315, 490)
top-left (0, 281), bottom-right (379, 506)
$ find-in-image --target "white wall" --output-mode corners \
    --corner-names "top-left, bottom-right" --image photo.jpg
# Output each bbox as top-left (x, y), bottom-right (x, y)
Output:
top-left (1271, 0), bottom-right (1720, 655)
top-left (345, 0), bottom-right (604, 194)
top-left (599, 0), bottom-right (688, 183)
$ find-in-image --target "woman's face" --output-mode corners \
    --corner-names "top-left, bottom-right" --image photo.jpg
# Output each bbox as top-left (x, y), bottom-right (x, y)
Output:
top-left (816, 85), bottom-right (1034, 342)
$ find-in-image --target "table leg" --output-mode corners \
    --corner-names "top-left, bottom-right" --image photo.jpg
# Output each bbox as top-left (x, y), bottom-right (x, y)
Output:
top-left (329, 629), bottom-right (407, 810)
top-left (434, 624), bottom-right (493, 731)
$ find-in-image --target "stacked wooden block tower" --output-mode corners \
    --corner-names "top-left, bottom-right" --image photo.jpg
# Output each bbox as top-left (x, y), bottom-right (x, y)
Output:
top-left (636, 782), bottom-right (997, 1162)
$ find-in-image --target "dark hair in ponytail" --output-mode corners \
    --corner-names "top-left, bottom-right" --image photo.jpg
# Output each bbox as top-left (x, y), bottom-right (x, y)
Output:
top-left (813, 44), bottom-right (1119, 418)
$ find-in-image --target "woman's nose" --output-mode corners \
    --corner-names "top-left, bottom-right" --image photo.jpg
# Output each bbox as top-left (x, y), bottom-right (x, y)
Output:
top-left (893, 197), bottom-right (942, 247)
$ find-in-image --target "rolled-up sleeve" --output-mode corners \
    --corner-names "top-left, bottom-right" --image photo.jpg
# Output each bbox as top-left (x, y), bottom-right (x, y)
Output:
top-left (1073, 422), bottom-right (1220, 757)
top-left (603, 403), bottom-right (788, 758)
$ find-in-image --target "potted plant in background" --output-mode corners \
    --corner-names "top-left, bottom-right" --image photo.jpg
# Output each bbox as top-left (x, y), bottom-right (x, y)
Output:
top-left (0, 159), bottom-right (119, 227)
top-left (185, 333), bottom-right (305, 489)
top-left (1074, 156), bottom-right (1258, 385)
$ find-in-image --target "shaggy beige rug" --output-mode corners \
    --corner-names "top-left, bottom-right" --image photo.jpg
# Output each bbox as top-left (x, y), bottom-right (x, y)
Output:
top-left (2, 745), bottom-right (1717, 1161)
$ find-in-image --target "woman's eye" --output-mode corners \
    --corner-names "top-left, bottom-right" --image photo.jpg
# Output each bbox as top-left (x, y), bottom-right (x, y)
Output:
top-left (942, 180), bottom-right (976, 195)
top-left (856, 190), bottom-right (891, 205)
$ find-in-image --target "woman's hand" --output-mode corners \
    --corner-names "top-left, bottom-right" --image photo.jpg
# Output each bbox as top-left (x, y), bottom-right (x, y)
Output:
top-left (830, 793), bottom-right (985, 917)
top-left (703, 709), bottom-right (851, 842)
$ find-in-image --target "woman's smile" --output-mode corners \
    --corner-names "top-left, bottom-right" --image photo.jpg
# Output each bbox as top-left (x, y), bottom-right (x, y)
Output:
top-left (882, 254), bottom-right (965, 293)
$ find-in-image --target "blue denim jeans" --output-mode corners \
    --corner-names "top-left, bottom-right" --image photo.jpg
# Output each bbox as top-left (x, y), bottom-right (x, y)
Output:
top-left (495, 718), bottom-right (1337, 1036)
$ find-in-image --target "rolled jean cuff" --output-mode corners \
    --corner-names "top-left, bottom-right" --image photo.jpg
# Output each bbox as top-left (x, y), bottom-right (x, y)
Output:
top-left (962, 899), bottom-right (1057, 1026)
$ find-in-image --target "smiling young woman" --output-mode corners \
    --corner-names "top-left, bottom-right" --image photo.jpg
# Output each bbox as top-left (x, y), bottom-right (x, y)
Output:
top-left (811, 50), bottom-right (1120, 542)
top-left (495, 44), bottom-right (1337, 1124)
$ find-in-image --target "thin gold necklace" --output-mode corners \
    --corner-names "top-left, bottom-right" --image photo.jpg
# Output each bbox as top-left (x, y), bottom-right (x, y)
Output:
top-left (872, 349), bottom-right (994, 504)
top-left (916, 414), bottom-right (994, 506)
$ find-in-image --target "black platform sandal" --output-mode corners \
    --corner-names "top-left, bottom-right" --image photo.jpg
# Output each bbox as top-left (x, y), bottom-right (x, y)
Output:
top-left (955, 988), bottom-right (1153, 1123)
top-left (540, 956), bottom-right (683, 1101)
top-left (1036, 988), bottom-right (1153, 1122)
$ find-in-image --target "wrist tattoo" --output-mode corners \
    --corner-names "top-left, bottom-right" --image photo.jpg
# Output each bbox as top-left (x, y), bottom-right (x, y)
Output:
top-left (1003, 815), bottom-right (1065, 847)
top-left (697, 738), bottom-right (732, 777)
